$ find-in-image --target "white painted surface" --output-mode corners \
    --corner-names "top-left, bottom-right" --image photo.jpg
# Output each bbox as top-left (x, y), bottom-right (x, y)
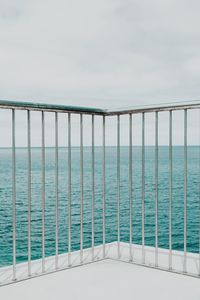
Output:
top-left (1, 242), bottom-right (200, 286)
top-left (0, 259), bottom-right (199, 300)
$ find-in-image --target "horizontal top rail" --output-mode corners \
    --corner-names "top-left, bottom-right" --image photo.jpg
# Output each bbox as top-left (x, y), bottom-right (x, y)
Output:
top-left (107, 100), bottom-right (200, 115)
top-left (0, 99), bottom-right (200, 115)
top-left (0, 100), bottom-right (105, 115)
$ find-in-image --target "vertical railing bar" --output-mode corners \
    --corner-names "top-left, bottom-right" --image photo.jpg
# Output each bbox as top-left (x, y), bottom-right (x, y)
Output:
top-left (12, 109), bottom-right (16, 281)
top-left (117, 115), bottom-right (120, 259)
top-left (91, 115), bottom-right (95, 261)
top-left (80, 114), bottom-right (83, 264)
top-left (142, 112), bottom-right (145, 264)
top-left (27, 110), bottom-right (31, 276)
top-left (129, 113), bottom-right (133, 261)
top-left (183, 109), bottom-right (187, 273)
top-left (41, 111), bottom-right (45, 273)
top-left (155, 111), bottom-right (158, 267)
top-left (169, 110), bottom-right (172, 270)
top-left (55, 112), bottom-right (59, 269)
top-left (102, 115), bottom-right (106, 258)
top-left (68, 113), bottom-right (72, 266)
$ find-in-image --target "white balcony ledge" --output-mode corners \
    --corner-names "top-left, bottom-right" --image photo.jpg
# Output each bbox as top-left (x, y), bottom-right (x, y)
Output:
top-left (0, 243), bottom-right (200, 300)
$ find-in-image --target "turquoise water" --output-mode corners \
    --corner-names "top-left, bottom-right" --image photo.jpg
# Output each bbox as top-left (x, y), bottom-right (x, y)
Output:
top-left (0, 146), bottom-right (199, 267)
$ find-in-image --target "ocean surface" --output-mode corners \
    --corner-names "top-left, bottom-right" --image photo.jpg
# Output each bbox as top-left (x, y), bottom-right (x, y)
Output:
top-left (0, 146), bottom-right (199, 267)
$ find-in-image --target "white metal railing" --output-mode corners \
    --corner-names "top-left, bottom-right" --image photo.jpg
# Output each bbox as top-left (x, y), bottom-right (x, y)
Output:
top-left (0, 99), bottom-right (200, 286)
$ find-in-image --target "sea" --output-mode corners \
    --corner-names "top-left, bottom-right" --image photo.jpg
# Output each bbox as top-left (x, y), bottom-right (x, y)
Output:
top-left (0, 146), bottom-right (199, 267)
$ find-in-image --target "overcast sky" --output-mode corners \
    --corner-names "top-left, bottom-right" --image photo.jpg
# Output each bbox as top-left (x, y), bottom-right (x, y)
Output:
top-left (1, 0), bottom-right (200, 108)
top-left (0, 0), bottom-right (200, 146)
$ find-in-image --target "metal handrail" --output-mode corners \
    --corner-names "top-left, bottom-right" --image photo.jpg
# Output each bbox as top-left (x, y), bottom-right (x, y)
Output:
top-left (0, 99), bottom-right (105, 115)
top-left (0, 97), bottom-right (200, 285)
top-left (107, 99), bottom-right (200, 115)
top-left (1, 99), bottom-right (200, 115)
